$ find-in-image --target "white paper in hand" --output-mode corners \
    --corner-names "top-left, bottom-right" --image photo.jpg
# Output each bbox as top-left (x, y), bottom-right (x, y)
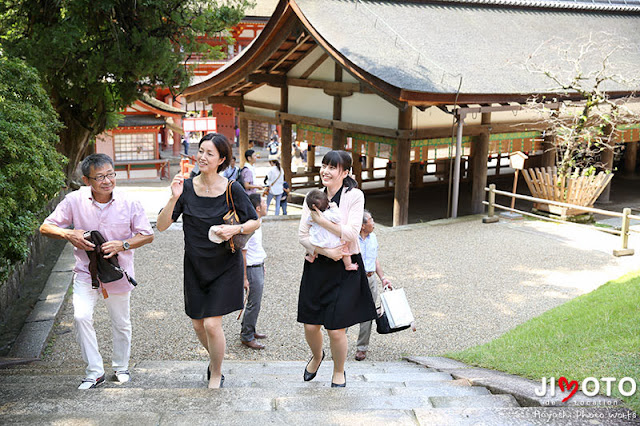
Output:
top-left (208, 226), bottom-right (224, 244)
top-left (380, 288), bottom-right (414, 328)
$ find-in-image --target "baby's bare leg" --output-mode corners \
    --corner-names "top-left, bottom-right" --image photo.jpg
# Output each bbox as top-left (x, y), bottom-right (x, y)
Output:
top-left (342, 255), bottom-right (358, 270)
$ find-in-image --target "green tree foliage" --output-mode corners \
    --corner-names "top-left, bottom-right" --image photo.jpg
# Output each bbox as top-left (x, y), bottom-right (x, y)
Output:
top-left (0, 0), bottom-right (249, 177)
top-left (0, 56), bottom-right (67, 281)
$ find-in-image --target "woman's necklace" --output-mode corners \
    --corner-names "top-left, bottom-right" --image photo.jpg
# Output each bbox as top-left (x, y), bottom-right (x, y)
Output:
top-left (199, 176), bottom-right (216, 193)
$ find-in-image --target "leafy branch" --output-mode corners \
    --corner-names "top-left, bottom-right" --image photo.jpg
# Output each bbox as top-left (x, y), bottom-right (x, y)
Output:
top-left (525, 32), bottom-right (638, 179)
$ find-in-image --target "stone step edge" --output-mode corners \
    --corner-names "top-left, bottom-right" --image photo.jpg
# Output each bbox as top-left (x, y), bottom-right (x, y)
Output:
top-left (405, 356), bottom-right (624, 409)
top-left (0, 406), bottom-right (637, 421)
top-left (7, 244), bottom-right (75, 360)
top-left (1, 359), bottom-right (432, 369)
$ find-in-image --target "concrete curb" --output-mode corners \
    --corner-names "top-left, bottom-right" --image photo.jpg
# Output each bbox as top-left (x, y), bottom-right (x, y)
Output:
top-left (7, 243), bottom-right (74, 360)
top-left (384, 214), bottom-right (485, 232)
top-left (405, 356), bottom-right (623, 409)
top-left (262, 214), bottom-right (302, 222)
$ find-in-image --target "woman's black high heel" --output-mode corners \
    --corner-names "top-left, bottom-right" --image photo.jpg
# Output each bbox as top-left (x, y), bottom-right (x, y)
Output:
top-left (207, 365), bottom-right (224, 388)
top-left (331, 371), bottom-right (346, 388)
top-left (303, 351), bottom-right (325, 381)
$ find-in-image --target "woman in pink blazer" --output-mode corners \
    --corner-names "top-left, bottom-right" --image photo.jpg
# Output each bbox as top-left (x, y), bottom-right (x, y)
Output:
top-left (298, 150), bottom-right (377, 387)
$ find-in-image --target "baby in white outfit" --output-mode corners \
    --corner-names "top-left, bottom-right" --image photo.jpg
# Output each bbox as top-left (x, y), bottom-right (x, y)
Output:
top-left (305, 189), bottom-right (357, 271)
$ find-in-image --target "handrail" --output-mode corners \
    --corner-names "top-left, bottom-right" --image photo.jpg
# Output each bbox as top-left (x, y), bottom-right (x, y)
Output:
top-left (485, 187), bottom-right (625, 218)
top-left (483, 184), bottom-right (635, 257)
top-left (482, 201), bottom-right (622, 236)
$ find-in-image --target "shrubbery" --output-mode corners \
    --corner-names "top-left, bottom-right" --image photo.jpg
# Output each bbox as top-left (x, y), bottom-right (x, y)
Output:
top-left (0, 56), bottom-right (67, 282)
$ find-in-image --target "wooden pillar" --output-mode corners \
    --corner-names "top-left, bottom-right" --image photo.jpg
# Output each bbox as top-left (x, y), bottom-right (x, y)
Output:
top-left (384, 161), bottom-right (393, 188)
top-left (352, 140), bottom-right (362, 187)
top-left (332, 64), bottom-right (344, 151)
top-left (393, 106), bottom-right (412, 226)
top-left (542, 110), bottom-right (559, 168)
top-left (470, 113), bottom-right (491, 214)
top-left (411, 162), bottom-right (424, 188)
top-left (281, 121), bottom-right (293, 185)
top-left (307, 144), bottom-right (316, 183)
top-left (367, 142), bottom-right (375, 179)
top-left (307, 144), bottom-right (316, 169)
top-left (542, 131), bottom-right (556, 168)
top-left (624, 141), bottom-right (638, 176)
top-left (173, 131), bottom-right (182, 156)
top-left (280, 84), bottom-right (293, 185)
top-left (239, 114), bottom-right (249, 167)
top-left (598, 125), bottom-right (614, 203)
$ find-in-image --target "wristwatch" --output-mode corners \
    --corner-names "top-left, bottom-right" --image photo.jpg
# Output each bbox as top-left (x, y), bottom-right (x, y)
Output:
top-left (122, 240), bottom-right (131, 250)
top-left (239, 225), bottom-right (244, 234)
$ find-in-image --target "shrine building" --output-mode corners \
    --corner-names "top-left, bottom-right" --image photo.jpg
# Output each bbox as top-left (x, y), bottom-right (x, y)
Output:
top-left (184, 0), bottom-right (640, 226)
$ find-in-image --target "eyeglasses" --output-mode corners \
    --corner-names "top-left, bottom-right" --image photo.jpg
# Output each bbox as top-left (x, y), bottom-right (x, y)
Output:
top-left (88, 172), bottom-right (116, 182)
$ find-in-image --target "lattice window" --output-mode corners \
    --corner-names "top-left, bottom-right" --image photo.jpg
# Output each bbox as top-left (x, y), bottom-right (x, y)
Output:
top-left (114, 133), bottom-right (155, 161)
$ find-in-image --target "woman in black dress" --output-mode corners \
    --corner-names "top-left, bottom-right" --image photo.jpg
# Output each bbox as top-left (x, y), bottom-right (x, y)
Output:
top-left (298, 150), bottom-right (376, 387)
top-left (157, 133), bottom-right (259, 388)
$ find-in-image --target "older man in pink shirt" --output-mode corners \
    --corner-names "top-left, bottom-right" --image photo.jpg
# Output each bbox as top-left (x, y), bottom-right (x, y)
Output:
top-left (40, 154), bottom-right (153, 389)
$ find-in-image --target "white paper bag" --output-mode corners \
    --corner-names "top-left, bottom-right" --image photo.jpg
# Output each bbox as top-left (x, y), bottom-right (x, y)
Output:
top-left (380, 288), bottom-right (414, 329)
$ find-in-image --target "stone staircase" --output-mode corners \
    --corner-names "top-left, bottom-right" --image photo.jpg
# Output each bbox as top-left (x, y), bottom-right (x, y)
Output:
top-left (0, 360), bottom-right (635, 425)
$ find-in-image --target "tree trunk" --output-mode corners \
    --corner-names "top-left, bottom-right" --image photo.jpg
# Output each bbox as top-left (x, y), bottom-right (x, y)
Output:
top-left (56, 104), bottom-right (104, 181)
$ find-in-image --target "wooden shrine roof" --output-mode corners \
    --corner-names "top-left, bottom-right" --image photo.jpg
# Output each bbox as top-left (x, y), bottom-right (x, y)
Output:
top-left (119, 116), bottom-right (167, 128)
top-left (184, 0), bottom-right (640, 107)
top-left (139, 94), bottom-right (186, 116)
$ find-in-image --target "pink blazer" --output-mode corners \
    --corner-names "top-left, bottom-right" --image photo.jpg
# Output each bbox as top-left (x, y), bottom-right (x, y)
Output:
top-left (299, 187), bottom-right (365, 256)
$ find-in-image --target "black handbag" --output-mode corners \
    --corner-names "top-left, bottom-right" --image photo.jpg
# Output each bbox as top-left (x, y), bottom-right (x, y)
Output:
top-left (375, 310), bottom-right (411, 334)
top-left (84, 230), bottom-right (138, 289)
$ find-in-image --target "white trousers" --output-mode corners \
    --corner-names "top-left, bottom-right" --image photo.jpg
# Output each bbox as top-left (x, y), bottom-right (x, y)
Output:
top-left (73, 279), bottom-right (131, 379)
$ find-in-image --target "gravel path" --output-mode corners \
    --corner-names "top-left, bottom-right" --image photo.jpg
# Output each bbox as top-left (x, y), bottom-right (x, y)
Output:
top-left (43, 215), bottom-right (639, 366)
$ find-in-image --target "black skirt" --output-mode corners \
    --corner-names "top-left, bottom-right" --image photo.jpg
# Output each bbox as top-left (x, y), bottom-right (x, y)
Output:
top-left (297, 253), bottom-right (377, 330)
top-left (183, 250), bottom-right (245, 319)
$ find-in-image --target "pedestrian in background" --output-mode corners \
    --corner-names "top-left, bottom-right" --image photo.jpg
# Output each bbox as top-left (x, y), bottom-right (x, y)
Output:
top-left (265, 159), bottom-right (284, 215)
top-left (240, 149), bottom-right (263, 195)
top-left (156, 133), bottom-right (259, 388)
top-left (267, 133), bottom-right (280, 160)
top-left (355, 210), bottom-right (391, 361)
top-left (240, 194), bottom-right (268, 350)
top-left (40, 154), bottom-right (154, 389)
top-left (280, 181), bottom-right (290, 215)
top-left (222, 156), bottom-right (239, 181)
top-left (182, 135), bottom-right (190, 156)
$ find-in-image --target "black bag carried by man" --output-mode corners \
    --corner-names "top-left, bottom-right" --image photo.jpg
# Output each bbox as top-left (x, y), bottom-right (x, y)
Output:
top-left (83, 230), bottom-right (138, 289)
top-left (375, 309), bottom-right (411, 334)
top-left (375, 288), bottom-right (414, 334)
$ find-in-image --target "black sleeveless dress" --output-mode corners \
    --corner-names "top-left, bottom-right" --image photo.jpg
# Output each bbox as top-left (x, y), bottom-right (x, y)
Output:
top-left (297, 189), bottom-right (377, 330)
top-left (172, 180), bottom-right (258, 319)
